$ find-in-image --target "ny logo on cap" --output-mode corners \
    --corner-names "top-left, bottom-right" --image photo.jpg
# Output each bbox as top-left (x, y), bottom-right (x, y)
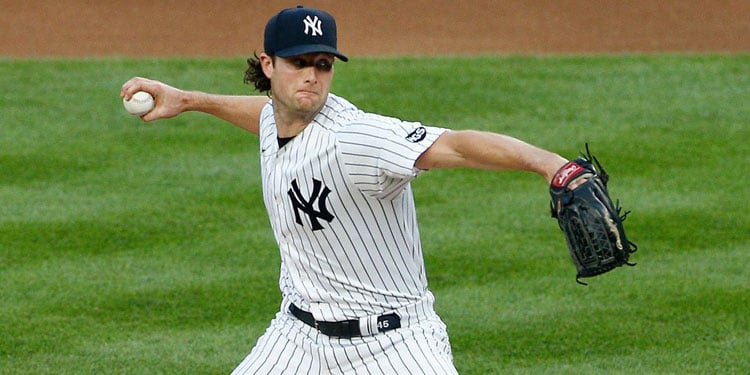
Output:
top-left (303, 15), bottom-right (323, 36)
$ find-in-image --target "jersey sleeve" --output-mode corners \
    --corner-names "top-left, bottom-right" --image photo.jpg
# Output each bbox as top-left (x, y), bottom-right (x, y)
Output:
top-left (336, 113), bottom-right (447, 199)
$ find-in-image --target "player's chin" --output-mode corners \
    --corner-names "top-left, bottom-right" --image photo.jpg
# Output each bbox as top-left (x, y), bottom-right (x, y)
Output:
top-left (295, 93), bottom-right (325, 111)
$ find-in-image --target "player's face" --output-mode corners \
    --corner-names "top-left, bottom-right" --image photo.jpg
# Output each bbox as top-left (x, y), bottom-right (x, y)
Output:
top-left (264, 53), bottom-right (335, 117)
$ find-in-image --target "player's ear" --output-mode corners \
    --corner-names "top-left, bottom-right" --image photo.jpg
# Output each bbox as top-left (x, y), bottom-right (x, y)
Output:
top-left (260, 53), bottom-right (275, 79)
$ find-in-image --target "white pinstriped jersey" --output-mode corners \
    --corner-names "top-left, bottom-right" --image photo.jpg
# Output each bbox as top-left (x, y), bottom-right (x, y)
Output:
top-left (259, 93), bottom-right (447, 322)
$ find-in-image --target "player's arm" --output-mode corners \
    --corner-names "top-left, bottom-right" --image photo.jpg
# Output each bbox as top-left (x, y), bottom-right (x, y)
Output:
top-left (120, 77), bottom-right (269, 135)
top-left (415, 130), bottom-right (567, 183)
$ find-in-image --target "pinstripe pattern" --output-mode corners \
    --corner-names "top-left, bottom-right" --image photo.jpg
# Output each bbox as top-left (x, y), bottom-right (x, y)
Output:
top-left (231, 300), bottom-right (457, 375)
top-left (260, 94), bottom-right (447, 321)
top-left (233, 93), bottom-right (457, 373)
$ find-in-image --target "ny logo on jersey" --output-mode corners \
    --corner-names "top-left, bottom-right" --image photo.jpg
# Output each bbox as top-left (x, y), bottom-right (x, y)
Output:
top-left (303, 15), bottom-right (323, 36)
top-left (288, 178), bottom-right (334, 231)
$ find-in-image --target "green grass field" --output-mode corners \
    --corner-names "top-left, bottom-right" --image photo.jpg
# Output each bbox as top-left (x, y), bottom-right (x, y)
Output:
top-left (1, 55), bottom-right (748, 374)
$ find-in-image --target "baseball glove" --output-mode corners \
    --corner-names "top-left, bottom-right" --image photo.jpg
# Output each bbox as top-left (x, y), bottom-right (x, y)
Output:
top-left (550, 145), bottom-right (637, 285)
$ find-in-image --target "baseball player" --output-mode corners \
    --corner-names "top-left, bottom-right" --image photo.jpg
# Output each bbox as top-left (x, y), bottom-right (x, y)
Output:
top-left (121, 6), bottom-right (567, 374)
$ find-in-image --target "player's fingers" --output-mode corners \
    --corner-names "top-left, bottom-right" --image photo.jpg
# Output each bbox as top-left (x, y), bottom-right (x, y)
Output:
top-left (120, 77), bottom-right (142, 99)
top-left (120, 77), bottom-right (156, 100)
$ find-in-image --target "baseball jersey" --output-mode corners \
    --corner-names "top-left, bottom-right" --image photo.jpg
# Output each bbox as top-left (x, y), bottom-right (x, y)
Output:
top-left (258, 93), bottom-right (447, 322)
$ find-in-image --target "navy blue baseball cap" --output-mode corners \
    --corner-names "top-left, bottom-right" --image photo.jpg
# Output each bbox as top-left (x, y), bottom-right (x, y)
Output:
top-left (264, 6), bottom-right (348, 62)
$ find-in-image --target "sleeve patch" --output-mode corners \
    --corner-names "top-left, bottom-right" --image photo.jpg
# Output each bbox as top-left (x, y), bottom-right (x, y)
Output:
top-left (405, 127), bottom-right (427, 143)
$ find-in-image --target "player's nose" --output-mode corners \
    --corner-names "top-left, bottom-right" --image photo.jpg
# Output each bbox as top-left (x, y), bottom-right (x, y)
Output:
top-left (302, 66), bottom-right (318, 84)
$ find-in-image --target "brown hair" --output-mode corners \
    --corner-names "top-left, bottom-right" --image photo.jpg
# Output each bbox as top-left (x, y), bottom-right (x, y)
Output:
top-left (244, 52), bottom-right (272, 94)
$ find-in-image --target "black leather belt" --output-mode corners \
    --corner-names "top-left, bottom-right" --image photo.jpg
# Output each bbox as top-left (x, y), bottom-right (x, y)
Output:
top-left (289, 303), bottom-right (401, 338)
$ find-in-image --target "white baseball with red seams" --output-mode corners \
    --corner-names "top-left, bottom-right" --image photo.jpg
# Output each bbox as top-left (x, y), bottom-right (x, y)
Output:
top-left (123, 91), bottom-right (154, 116)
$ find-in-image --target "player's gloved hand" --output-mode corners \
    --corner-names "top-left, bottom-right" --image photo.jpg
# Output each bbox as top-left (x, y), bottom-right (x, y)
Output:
top-left (549, 144), bottom-right (638, 284)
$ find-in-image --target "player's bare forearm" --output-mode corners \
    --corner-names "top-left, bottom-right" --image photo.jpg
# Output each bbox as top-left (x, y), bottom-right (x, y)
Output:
top-left (181, 92), bottom-right (269, 135)
top-left (416, 130), bottom-right (568, 183)
top-left (121, 77), bottom-right (269, 135)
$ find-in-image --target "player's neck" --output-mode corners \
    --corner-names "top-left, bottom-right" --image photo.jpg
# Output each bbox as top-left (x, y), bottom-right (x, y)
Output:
top-left (273, 109), bottom-right (316, 138)
top-left (275, 119), bottom-right (310, 138)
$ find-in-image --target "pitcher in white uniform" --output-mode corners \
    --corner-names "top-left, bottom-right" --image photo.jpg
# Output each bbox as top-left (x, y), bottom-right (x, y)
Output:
top-left (121, 6), bottom-right (567, 374)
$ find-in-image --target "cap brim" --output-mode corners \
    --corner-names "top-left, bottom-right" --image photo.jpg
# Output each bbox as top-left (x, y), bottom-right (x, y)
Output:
top-left (275, 44), bottom-right (348, 62)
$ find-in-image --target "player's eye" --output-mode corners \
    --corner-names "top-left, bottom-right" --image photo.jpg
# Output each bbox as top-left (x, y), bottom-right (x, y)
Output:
top-left (291, 58), bottom-right (308, 68)
top-left (315, 60), bottom-right (333, 72)
top-left (289, 56), bottom-right (333, 72)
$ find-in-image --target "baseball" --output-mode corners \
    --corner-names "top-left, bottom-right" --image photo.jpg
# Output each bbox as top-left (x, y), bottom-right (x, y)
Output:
top-left (123, 91), bottom-right (155, 116)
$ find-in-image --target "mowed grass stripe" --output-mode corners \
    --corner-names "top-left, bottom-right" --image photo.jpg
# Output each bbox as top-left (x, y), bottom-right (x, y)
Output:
top-left (1, 55), bottom-right (747, 374)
